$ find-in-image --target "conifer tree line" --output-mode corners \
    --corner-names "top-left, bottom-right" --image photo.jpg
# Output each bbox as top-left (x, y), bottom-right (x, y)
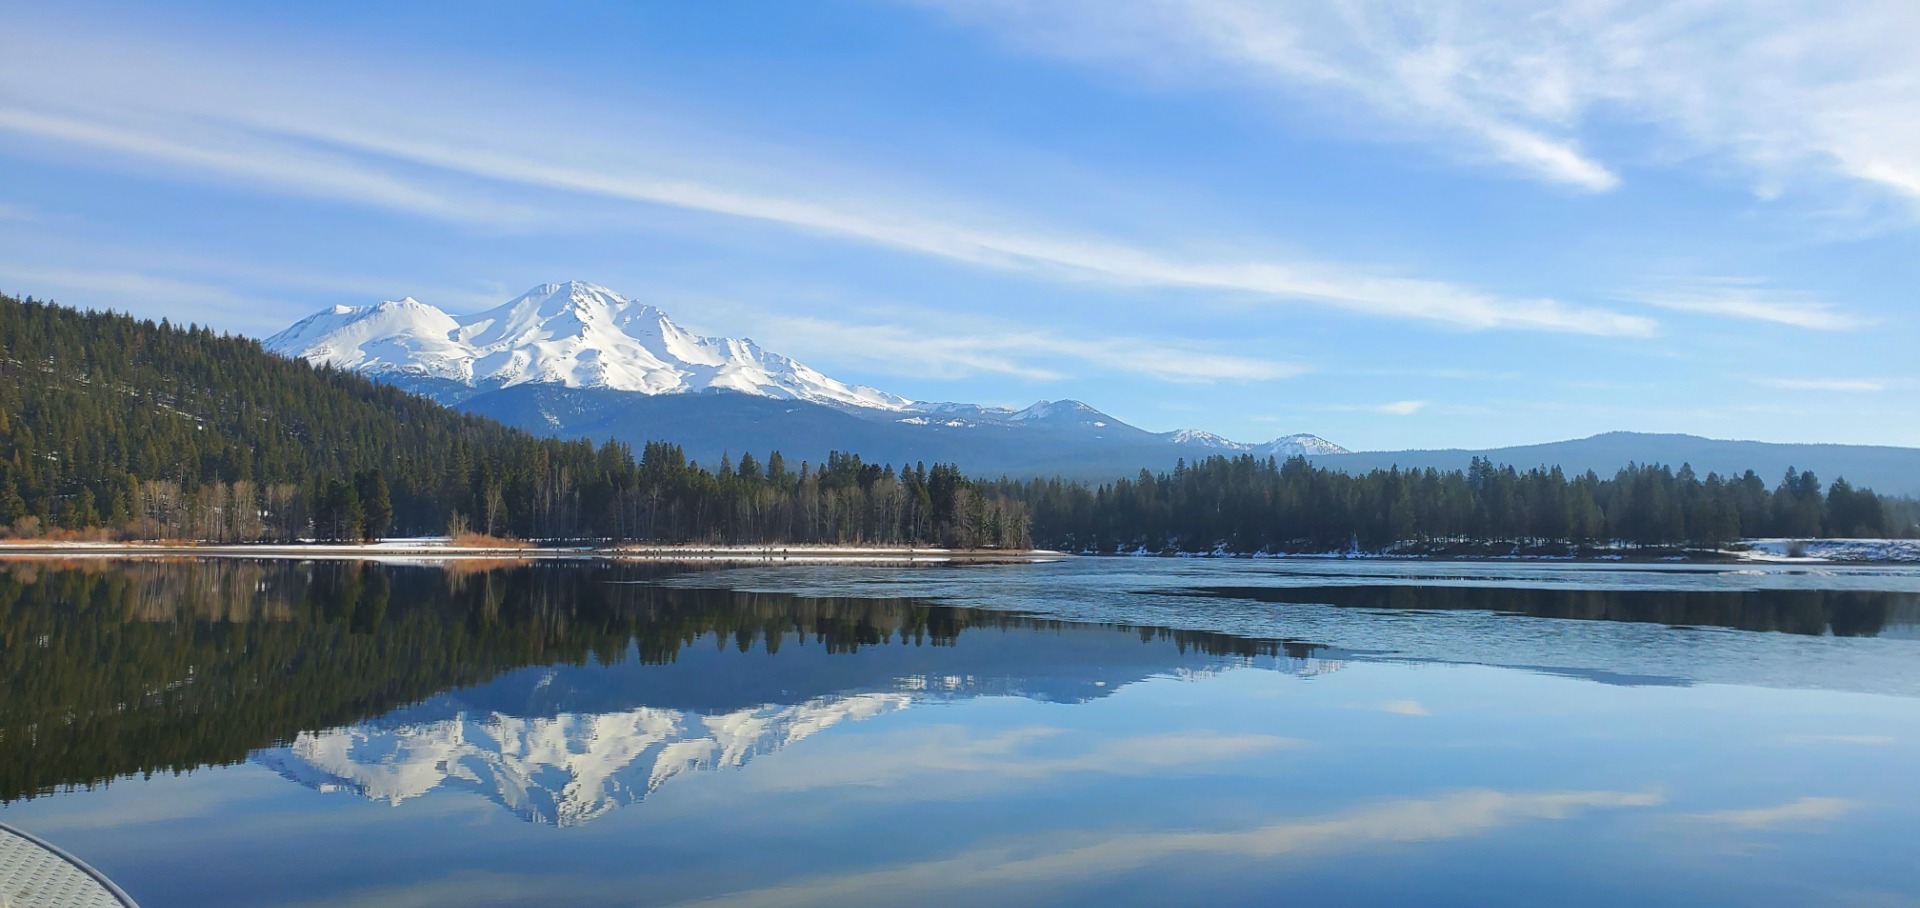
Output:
top-left (994, 454), bottom-right (1916, 554)
top-left (3, 293), bottom-right (1912, 553)
top-left (0, 294), bottom-right (1027, 548)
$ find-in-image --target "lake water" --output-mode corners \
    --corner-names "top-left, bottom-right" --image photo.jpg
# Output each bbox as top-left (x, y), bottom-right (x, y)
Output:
top-left (4, 557), bottom-right (1920, 906)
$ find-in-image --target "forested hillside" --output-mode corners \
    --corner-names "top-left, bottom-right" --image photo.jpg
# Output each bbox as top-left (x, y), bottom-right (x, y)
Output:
top-left (2, 293), bottom-right (1910, 554)
top-left (999, 453), bottom-right (1918, 554)
top-left (0, 294), bottom-right (1028, 548)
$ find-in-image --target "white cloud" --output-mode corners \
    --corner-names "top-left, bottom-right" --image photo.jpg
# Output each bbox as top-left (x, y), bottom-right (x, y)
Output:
top-left (1353, 367), bottom-right (1523, 382)
top-left (1631, 281), bottom-right (1868, 331)
top-left (920, 0), bottom-right (1920, 210)
top-left (1751, 377), bottom-right (1887, 393)
top-left (0, 107), bottom-right (537, 226)
top-left (0, 263), bottom-right (297, 333)
top-left (1322, 400), bottom-right (1429, 416)
top-left (919, 0), bottom-right (1617, 191)
top-left (0, 19), bottom-right (1656, 338)
top-left (1379, 699), bottom-right (1430, 716)
top-left (756, 312), bottom-right (1308, 383)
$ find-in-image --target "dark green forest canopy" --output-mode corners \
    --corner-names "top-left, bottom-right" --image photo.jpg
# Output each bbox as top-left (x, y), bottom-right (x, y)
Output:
top-left (0, 293), bottom-right (1027, 547)
top-left (998, 454), bottom-right (1917, 554)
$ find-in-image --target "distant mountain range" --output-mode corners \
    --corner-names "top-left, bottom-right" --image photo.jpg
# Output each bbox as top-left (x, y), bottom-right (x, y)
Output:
top-left (266, 281), bottom-right (1347, 476)
top-left (1310, 432), bottom-right (1920, 498)
top-left (267, 281), bottom-right (1920, 494)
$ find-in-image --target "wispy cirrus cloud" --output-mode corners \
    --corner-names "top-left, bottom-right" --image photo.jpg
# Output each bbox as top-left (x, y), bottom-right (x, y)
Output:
top-left (917, 0), bottom-right (1618, 191)
top-left (918, 0), bottom-right (1920, 212)
top-left (1320, 400), bottom-right (1429, 416)
top-left (0, 108), bottom-right (541, 227)
top-left (0, 19), bottom-right (1656, 338)
top-left (0, 262), bottom-right (296, 332)
top-left (1750, 376), bottom-right (1887, 393)
top-left (754, 312), bottom-right (1307, 383)
top-left (1629, 280), bottom-right (1869, 331)
top-left (0, 259), bottom-right (511, 335)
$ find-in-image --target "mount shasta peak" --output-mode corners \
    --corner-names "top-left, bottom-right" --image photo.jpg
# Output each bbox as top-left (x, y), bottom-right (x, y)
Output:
top-left (267, 281), bottom-right (1346, 476)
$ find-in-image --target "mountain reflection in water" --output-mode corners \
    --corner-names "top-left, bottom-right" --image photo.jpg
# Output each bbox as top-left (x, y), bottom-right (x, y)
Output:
top-left (0, 559), bottom-right (1325, 808)
top-left (6, 557), bottom-right (1920, 908)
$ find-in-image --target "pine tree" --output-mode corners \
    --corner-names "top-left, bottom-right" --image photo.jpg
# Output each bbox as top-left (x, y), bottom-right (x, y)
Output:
top-left (357, 469), bottom-right (393, 541)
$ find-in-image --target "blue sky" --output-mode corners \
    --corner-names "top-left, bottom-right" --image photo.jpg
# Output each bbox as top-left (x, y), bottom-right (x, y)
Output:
top-left (2, 1), bottom-right (1916, 451)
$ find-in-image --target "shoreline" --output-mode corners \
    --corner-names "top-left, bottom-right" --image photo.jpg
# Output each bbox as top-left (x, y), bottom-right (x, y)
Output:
top-left (0, 540), bottom-right (1066, 565)
top-left (1, 539), bottom-right (1912, 566)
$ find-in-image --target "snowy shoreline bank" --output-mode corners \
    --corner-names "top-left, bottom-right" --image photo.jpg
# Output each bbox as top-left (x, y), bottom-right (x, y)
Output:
top-left (3, 538), bottom-right (1914, 565)
top-left (0, 539), bottom-right (1064, 565)
top-left (1071, 538), bottom-right (1920, 564)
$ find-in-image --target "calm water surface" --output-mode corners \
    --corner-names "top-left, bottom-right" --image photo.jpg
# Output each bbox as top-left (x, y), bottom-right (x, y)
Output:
top-left (4, 557), bottom-right (1919, 906)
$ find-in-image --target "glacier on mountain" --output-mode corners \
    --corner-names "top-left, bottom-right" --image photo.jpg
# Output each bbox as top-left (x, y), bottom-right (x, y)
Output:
top-left (267, 281), bottom-right (1347, 457)
top-left (267, 281), bottom-right (912, 412)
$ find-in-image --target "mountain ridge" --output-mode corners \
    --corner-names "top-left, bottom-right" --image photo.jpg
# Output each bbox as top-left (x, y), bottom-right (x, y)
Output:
top-left (1314, 431), bottom-right (1920, 497)
top-left (266, 281), bottom-right (1349, 468)
top-left (262, 283), bottom-right (1920, 493)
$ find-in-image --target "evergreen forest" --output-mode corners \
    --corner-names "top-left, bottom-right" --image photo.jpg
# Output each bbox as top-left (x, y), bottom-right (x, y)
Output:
top-left (0, 294), bottom-right (1028, 548)
top-left (1001, 453), bottom-right (1917, 554)
top-left (2, 293), bottom-right (1912, 553)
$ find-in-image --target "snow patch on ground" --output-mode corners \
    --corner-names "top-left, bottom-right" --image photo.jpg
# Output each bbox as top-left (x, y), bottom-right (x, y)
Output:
top-left (1738, 539), bottom-right (1920, 563)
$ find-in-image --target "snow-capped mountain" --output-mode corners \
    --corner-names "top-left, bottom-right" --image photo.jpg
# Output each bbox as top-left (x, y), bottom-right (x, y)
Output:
top-left (1167, 430), bottom-right (1351, 457)
top-left (1258, 433), bottom-right (1352, 457)
top-left (267, 281), bottom-right (911, 412)
top-left (1166, 429), bottom-right (1242, 449)
top-left (892, 399), bottom-right (1135, 435)
top-left (265, 281), bottom-right (1347, 477)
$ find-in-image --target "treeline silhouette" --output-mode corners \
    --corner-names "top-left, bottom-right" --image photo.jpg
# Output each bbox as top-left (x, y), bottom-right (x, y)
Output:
top-left (996, 454), bottom-right (1916, 554)
top-left (0, 559), bottom-right (1289, 802)
top-left (0, 294), bottom-right (1027, 548)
